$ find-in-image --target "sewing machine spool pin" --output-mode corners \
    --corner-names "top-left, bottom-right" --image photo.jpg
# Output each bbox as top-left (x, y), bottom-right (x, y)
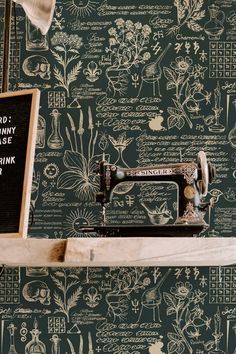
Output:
top-left (95, 151), bottom-right (216, 227)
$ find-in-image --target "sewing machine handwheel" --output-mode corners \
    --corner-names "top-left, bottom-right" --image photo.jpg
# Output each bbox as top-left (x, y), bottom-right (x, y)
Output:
top-left (198, 151), bottom-right (209, 197)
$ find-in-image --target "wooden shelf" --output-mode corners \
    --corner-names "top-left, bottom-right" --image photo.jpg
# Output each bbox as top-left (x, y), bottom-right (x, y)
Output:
top-left (0, 238), bottom-right (235, 266)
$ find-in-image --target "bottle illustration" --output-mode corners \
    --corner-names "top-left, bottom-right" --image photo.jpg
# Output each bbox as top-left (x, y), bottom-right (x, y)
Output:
top-left (208, 81), bottom-right (225, 133)
top-left (50, 334), bottom-right (61, 354)
top-left (26, 267), bottom-right (49, 277)
top-left (7, 323), bottom-right (18, 354)
top-left (228, 99), bottom-right (236, 148)
top-left (25, 319), bottom-right (46, 354)
top-left (47, 109), bottom-right (64, 149)
top-left (229, 122), bottom-right (236, 148)
top-left (36, 113), bottom-right (46, 149)
top-left (204, 5), bottom-right (225, 40)
top-left (26, 18), bottom-right (48, 51)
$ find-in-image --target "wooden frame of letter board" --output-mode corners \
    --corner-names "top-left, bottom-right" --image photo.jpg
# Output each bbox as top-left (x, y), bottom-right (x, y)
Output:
top-left (0, 89), bottom-right (40, 238)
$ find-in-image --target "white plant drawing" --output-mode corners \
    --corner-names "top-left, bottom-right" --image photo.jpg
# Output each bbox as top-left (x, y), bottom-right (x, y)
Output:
top-left (105, 19), bottom-right (152, 96)
top-left (57, 107), bottom-right (109, 200)
top-left (167, 0), bottom-right (206, 36)
top-left (164, 282), bottom-right (210, 354)
top-left (50, 32), bottom-right (83, 97)
top-left (105, 267), bottom-right (149, 322)
top-left (51, 268), bottom-right (83, 322)
top-left (141, 201), bottom-right (173, 225)
top-left (163, 57), bottom-right (211, 130)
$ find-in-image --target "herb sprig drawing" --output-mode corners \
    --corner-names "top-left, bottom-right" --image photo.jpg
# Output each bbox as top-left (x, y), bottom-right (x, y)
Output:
top-left (57, 107), bottom-right (109, 200)
top-left (105, 19), bottom-right (152, 96)
top-left (51, 268), bottom-right (83, 322)
top-left (164, 282), bottom-right (210, 354)
top-left (51, 32), bottom-right (83, 97)
top-left (163, 57), bottom-right (211, 130)
top-left (105, 267), bottom-right (148, 322)
top-left (167, 0), bottom-right (205, 36)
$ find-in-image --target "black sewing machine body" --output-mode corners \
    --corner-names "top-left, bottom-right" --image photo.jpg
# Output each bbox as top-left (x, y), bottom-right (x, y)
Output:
top-left (81, 151), bottom-right (216, 237)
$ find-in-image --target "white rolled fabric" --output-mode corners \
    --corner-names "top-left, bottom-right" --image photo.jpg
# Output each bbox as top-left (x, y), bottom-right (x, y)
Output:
top-left (13, 0), bottom-right (56, 35)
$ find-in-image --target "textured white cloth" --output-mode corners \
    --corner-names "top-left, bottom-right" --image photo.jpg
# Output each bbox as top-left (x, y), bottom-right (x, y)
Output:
top-left (13, 0), bottom-right (55, 34)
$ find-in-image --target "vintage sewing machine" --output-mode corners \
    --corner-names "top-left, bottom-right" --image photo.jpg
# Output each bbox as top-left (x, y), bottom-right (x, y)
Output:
top-left (81, 151), bottom-right (216, 237)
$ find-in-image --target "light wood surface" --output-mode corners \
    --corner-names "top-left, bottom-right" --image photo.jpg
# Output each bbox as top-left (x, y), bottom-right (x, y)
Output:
top-left (0, 238), bottom-right (235, 266)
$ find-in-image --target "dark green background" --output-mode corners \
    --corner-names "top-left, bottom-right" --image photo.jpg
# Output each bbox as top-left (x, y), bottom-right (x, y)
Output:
top-left (0, 1), bottom-right (236, 353)
top-left (1, 0), bottom-right (234, 238)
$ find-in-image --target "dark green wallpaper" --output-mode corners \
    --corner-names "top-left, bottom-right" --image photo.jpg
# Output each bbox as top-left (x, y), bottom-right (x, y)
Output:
top-left (0, 2), bottom-right (236, 353)
top-left (1, 0), bottom-right (235, 238)
top-left (1, 265), bottom-right (236, 354)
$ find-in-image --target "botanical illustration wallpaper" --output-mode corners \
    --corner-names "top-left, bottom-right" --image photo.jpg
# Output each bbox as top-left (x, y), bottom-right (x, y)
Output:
top-left (1, 265), bottom-right (236, 354)
top-left (0, 0), bottom-right (236, 353)
top-left (1, 0), bottom-right (235, 238)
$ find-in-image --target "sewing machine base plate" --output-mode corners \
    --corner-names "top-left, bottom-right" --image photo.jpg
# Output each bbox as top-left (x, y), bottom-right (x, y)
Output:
top-left (79, 225), bottom-right (207, 237)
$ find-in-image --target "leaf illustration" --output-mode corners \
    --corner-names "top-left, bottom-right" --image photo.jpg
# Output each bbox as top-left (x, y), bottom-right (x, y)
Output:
top-left (167, 82), bottom-right (176, 90)
top-left (63, 150), bottom-right (88, 172)
top-left (163, 292), bottom-right (177, 307)
top-left (167, 107), bottom-right (184, 116)
top-left (54, 271), bottom-right (65, 277)
top-left (57, 171), bottom-right (81, 190)
top-left (54, 292), bottom-right (66, 312)
top-left (67, 61), bottom-right (82, 85)
top-left (67, 287), bottom-right (83, 311)
top-left (172, 99), bottom-right (182, 109)
top-left (67, 54), bottom-right (81, 65)
top-left (185, 308), bottom-right (191, 323)
top-left (55, 45), bottom-right (65, 52)
top-left (168, 115), bottom-right (179, 129)
top-left (175, 0), bottom-right (186, 21)
top-left (192, 10), bottom-right (205, 21)
top-left (68, 48), bottom-right (80, 54)
top-left (176, 116), bottom-right (185, 130)
top-left (178, 341), bottom-right (185, 354)
top-left (51, 50), bottom-right (64, 66)
top-left (66, 279), bottom-right (80, 291)
top-left (194, 0), bottom-right (204, 12)
top-left (187, 20), bottom-right (203, 32)
top-left (167, 340), bottom-right (179, 354)
top-left (54, 67), bottom-right (65, 86)
top-left (167, 307), bottom-right (176, 316)
top-left (178, 7), bottom-right (186, 21)
top-left (185, 82), bottom-right (191, 98)
top-left (168, 332), bottom-right (182, 341)
top-left (51, 275), bottom-right (65, 292)
top-left (163, 67), bottom-right (177, 82)
top-left (183, 0), bottom-right (189, 7)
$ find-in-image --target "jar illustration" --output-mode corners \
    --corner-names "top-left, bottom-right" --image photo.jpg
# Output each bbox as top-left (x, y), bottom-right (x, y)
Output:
top-left (50, 334), bottom-right (61, 354)
top-left (26, 267), bottom-right (49, 277)
top-left (47, 109), bottom-right (64, 149)
top-left (204, 5), bottom-right (225, 40)
top-left (26, 18), bottom-right (48, 51)
top-left (36, 114), bottom-right (46, 148)
top-left (7, 323), bottom-right (18, 354)
top-left (229, 122), bottom-right (236, 148)
top-left (228, 99), bottom-right (236, 148)
top-left (25, 319), bottom-right (46, 354)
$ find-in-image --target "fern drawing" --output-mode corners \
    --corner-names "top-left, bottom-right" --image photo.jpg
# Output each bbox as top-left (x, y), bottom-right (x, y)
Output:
top-left (51, 32), bottom-right (83, 96)
top-left (167, 0), bottom-right (205, 36)
top-left (51, 268), bottom-right (83, 322)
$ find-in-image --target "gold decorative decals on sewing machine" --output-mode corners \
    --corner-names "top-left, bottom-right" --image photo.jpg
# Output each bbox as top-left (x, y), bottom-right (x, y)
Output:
top-left (126, 168), bottom-right (173, 177)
